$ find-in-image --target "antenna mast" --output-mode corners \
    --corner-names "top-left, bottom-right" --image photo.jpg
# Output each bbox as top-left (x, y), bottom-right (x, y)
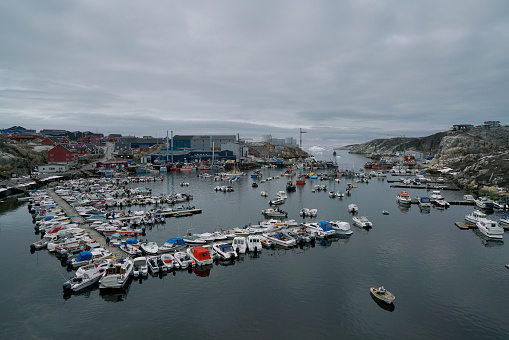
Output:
top-left (300, 128), bottom-right (307, 148)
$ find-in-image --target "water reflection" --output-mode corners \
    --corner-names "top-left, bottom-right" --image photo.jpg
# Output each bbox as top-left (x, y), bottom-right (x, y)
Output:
top-left (472, 229), bottom-right (504, 248)
top-left (193, 265), bottom-right (212, 277)
top-left (63, 283), bottom-right (99, 300)
top-left (100, 282), bottom-right (132, 302)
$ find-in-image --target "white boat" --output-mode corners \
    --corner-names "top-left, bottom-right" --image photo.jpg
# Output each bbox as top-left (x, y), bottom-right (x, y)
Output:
top-left (182, 229), bottom-right (207, 245)
top-left (260, 191), bottom-right (268, 197)
top-left (370, 286), bottom-right (395, 304)
top-left (352, 216), bottom-right (373, 228)
top-left (276, 191), bottom-right (288, 199)
top-left (435, 199), bottom-right (450, 208)
top-left (348, 204), bottom-right (358, 213)
top-left (262, 232), bottom-right (296, 247)
top-left (140, 241), bottom-right (159, 255)
top-left (195, 232), bottom-right (216, 243)
top-left (465, 210), bottom-right (487, 224)
top-left (63, 266), bottom-right (105, 292)
top-left (160, 253), bottom-right (175, 271)
top-left (99, 258), bottom-right (133, 289)
top-left (246, 235), bottom-right (263, 252)
top-left (500, 214), bottom-right (509, 227)
top-left (232, 236), bottom-right (247, 254)
top-left (132, 257), bottom-right (148, 277)
top-left (475, 196), bottom-right (495, 210)
top-left (494, 200), bottom-right (508, 210)
top-left (119, 243), bottom-right (142, 257)
top-left (300, 208), bottom-right (318, 217)
top-left (418, 197), bottom-right (431, 208)
top-left (329, 220), bottom-right (353, 235)
top-left (147, 255), bottom-right (161, 273)
top-left (186, 246), bottom-right (213, 266)
top-left (396, 191), bottom-right (412, 205)
top-left (463, 194), bottom-right (475, 201)
top-left (268, 197), bottom-right (285, 205)
top-left (430, 190), bottom-right (444, 200)
top-left (174, 251), bottom-right (195, 269)
top-left (261, 208), bottom-right (287, 218)
top-left (476, 218), bottom-right (504, 239)
top-left (212, 243), bottom-right (237, 260)
top-left (303, 221), bottom-right (336, 238)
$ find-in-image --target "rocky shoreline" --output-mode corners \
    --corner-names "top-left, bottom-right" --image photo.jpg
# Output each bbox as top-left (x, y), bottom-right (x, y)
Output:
top-left (348, 126), bottom-right (509, 198)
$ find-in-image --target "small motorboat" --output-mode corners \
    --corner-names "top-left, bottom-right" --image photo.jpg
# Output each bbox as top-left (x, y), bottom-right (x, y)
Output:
top-left (348, 204), bottom-right (358, 213)
top-left (370, 286), bottom-right (395, 304)
top-left (382, 210), bottom-right (389, 215)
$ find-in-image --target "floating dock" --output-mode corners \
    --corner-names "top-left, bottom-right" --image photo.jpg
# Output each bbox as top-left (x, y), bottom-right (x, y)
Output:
top-left (455, 222), bottom-right (475, 229)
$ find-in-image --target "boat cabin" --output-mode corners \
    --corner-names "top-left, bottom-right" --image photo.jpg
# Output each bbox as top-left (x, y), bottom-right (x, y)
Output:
top-left (190, 246), bottom-right (212, 262)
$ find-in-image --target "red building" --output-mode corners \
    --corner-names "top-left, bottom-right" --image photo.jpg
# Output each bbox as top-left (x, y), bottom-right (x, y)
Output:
top-left (47, 145), bottom-right (78, 164)
top-left (41, 136), bottom-right (70, 146)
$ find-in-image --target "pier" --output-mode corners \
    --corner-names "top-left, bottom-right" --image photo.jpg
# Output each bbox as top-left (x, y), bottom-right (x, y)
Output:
top-left (45, 189), bottom-right (124, 257)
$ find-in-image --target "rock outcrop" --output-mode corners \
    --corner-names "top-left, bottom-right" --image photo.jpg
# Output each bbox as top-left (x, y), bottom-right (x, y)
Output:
top-left (348, 127), bottom-right (509, 193)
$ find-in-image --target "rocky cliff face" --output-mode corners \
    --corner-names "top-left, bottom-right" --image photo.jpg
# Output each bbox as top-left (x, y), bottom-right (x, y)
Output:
top-left (349, 127), bottom-right (509, 193)
top-left (0, 137), bottom-right (47, 179)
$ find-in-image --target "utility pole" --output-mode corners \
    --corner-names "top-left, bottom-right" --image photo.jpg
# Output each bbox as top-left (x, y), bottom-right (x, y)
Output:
top-left (300, 128), bottom-right (307, 148)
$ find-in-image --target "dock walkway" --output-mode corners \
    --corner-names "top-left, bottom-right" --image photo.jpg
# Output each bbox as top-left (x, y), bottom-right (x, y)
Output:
top-left (45, 189), bottom-right (124, 257)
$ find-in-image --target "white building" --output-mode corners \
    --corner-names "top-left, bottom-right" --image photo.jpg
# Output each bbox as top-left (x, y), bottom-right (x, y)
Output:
top-left (37, 164), bottom-right (69, 173)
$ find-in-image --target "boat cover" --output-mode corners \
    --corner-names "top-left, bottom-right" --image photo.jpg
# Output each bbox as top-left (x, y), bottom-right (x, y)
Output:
top-left (218, 244), bottom-right (233, 251)
top-left (76, 251), bottom-right (93, 262)
top-left (318, 221), bottom-right (333, 231)
top-left (191, 246), bottom-right (211, 261)
top-left (166, 237), bottom-right (185, 245)
top-left (125, 238), bottom-right (139, 245)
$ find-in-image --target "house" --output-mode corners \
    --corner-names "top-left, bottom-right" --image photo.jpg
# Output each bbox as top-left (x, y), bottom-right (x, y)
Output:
top-left (40, 129), bottom-right (68, 137)
top-left (107, 134), bottom-right (122, 142)
top-left (37, 164), bottom-right (70, 173)
top-left (41, 136), bottom-right (69, 146)
top-left (9, 133), bottom-right (44, 142)
top-left (47, 144), bottom-right (78, 165)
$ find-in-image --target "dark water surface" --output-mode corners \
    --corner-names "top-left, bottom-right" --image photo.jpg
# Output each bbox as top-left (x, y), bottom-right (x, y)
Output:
top-left (1, 150), bottom-right (509, 339)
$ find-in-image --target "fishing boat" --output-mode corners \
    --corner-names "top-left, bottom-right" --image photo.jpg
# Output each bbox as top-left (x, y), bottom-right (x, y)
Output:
top-left (464, 210), bottom-right (487, 224)
top-left (370, 286), bottom-right (395, 304)
top-left (246, 235), bottom-right (263, 252)
top-left (232, 236), bottom-right (247, 254)
top-left (159, 237), bottom-right (187, 252)
top-left (261, 207), bottom-right (287, 218)
top-left (147, 255), bottom-right (161, 274)
top-left (187, 246), bottom-right (213, 266)
top-left (212, 243), bottom-right (237, 260)
top-left (475, 196), bottom-right (495, 210)
top-left (63, 266), bottom-right (105, 292)
top-left (476, 218), bottom-right (504, 239)
top-left (99, 258), bottom-right (133, 289)
top-left (174, 251), bottom-right (195, 269)
top-left (132, 256), bottom-right (148, 277)
top-left (140, 241), bottom-right (159, 255)
top-left (159, 253), bottom-right (175, 271)
top-left (396, 191), bottom-right (412, 205)
top-left (352, 216), bottom-right (373, 228)
top-left (418, 196), bottom-right (431, 208)
top-left (329, 220), bottom-right (353, 235)
top-left (262, 232), bottom-right (297, 247)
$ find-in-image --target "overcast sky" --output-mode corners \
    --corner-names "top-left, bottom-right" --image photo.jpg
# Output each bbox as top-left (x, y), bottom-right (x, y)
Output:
top-left (1, 0), bottom-right (508, 147)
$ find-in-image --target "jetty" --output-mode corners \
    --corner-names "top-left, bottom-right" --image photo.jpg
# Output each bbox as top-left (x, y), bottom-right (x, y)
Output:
top-left (45, 189), bottom-right (124, 257)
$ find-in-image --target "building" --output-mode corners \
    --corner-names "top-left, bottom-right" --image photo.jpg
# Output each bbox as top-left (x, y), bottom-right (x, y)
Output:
top-left (484, 121), bottom-right (501, 129)
top-left (37, 164), bottom-right (70, 173)
top-left (450, 124), bottom-right (474, 131)
top-left (40, 129), bottom-right (68, 137)
top-left (47, 144), bottom-right (78, 165)
top-left (171, 135), bottom-right (236, 151)
top-left (41, 136), bottom-right (69, 146)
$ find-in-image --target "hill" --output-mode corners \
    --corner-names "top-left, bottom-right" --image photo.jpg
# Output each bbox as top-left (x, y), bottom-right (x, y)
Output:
top-left (348, 127), bottom-right (509, 195)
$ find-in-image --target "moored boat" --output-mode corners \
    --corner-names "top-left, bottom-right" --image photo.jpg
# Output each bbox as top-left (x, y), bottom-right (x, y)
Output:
top-left (99, 258), bottom-right (133, 289)
top-left (476, 218), bottom-right (504, 239)
top-left (352, 216), bottom-right (373, 228)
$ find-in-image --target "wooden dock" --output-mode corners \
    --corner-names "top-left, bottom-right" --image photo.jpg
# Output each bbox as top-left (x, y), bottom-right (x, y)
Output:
top-left (45, 189), bottom-right (124, 257)
top-left (455, 222), bottom-right (475, 229)
top-left (390, 184), bottom-right (459, 191)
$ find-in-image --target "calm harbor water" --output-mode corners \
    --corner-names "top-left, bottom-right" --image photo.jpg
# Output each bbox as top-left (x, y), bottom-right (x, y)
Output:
top-left (1, 150), bottom-right (509, 339)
